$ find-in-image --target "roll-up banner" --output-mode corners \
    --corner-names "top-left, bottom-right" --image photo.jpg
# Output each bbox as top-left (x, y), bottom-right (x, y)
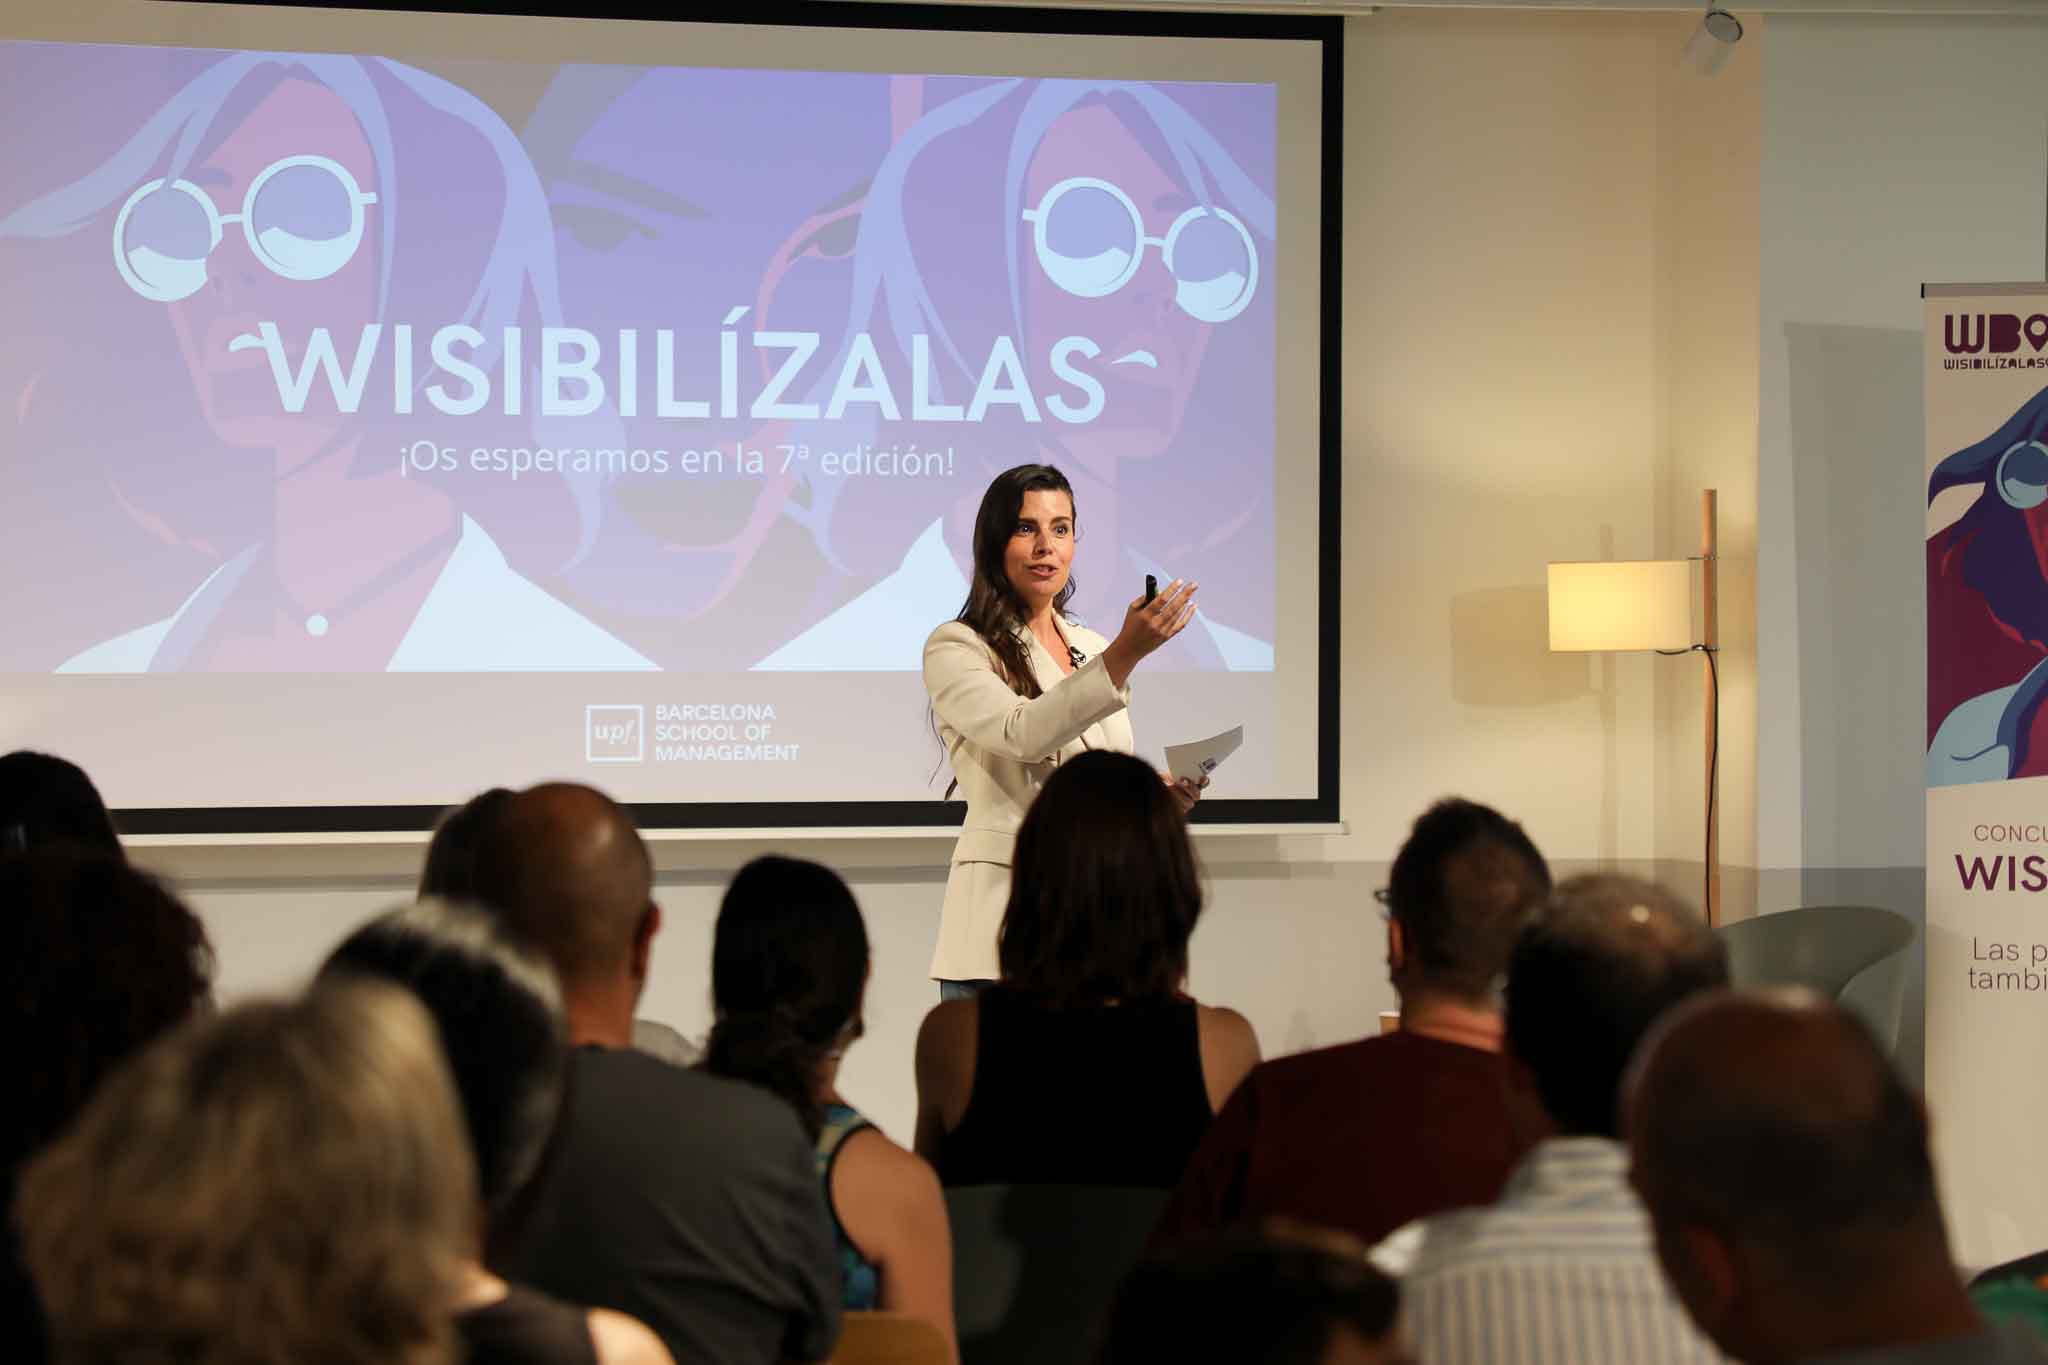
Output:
top-left (1926, 280), bottom-right (2048, 1266)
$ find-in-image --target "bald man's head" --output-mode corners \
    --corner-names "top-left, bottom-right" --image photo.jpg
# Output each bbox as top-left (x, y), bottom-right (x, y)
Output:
top-left (468, 783), bottom-right (654, 989)
top-left (1504, 875), bottom-right (1727, 1138)
top-left (1627, 989), bottom-right (1942, 1301)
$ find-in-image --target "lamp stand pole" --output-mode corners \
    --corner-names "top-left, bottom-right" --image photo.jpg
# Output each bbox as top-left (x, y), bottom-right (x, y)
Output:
top-left (1702, 489), bottom-right (1721, 927)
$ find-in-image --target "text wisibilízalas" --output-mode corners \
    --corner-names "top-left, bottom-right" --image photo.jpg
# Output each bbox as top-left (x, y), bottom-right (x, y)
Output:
top-left (235, 317), bottom-right (1111, 424)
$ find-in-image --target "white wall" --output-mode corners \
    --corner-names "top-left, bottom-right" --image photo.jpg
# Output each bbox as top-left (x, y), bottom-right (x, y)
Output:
top-left (1654, 11), bottom-right (1761, 922)
top-left (132, 7), bottom-right (1741, 1143)
top-left (1758, 13), bottom-right (2048, 881)
top-left (1754, 13), bottom-right (2048, 1084)
top-left (1340, 9), bottom-right (1668, 871)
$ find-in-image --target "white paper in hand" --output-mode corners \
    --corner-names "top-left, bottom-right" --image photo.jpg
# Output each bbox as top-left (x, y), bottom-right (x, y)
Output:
top-left (1165, 725), bottom-right (1244, 786)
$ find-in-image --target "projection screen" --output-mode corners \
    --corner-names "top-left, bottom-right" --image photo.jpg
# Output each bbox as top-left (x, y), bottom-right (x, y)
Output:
top-left (0, 1), bottom-right (1339, 831)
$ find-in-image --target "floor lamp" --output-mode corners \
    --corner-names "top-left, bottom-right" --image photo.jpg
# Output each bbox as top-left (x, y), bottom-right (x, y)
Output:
top-left (1546, 491), bottom-right (1721, 926)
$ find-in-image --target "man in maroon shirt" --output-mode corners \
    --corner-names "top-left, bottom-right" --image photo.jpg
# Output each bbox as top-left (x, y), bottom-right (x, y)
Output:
top-left (1154, 798), bottom-right (1549, 1249)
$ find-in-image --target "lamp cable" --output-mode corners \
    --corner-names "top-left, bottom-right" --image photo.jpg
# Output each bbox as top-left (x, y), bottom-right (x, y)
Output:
top-left (1659, 644), bottom-right (1719, 920)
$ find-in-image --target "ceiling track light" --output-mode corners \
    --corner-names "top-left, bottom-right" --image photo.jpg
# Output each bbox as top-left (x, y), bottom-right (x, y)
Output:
top-left (1683, 5), bottom-right (1744, 76)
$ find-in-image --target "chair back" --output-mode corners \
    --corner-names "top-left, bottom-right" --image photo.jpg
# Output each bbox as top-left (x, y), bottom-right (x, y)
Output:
top-left (1714, 904), bottom-right (1917, 1055)
top-left (1971, 1247), bottom-right (2048, 1290)
top-left (946, 1182), bottom-right (1169, 1365)
top-left (830, 1310), bottom-right (953, 1365)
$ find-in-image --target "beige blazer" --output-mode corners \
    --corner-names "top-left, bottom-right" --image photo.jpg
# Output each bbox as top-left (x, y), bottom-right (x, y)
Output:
top-left (922, 616), bottom-right (1135, 980)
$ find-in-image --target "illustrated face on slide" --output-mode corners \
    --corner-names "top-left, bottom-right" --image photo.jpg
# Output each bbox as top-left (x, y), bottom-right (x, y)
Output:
top-left (1022, 104), bottom-right (1217, 468)
top-left (157, 78), bottom-right (378, 459)
top-left (541, 69), bottom-right (874, 563)
top-left (1004, 487), bottom-right (1076, 612)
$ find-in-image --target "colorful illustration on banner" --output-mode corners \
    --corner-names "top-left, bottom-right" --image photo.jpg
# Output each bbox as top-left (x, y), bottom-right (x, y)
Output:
top-left (1928, 384), bottom-right (2048, 783)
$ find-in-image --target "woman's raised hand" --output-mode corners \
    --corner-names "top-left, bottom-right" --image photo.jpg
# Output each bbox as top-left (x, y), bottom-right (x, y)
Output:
top-left (1101, 579), bottom-right (1197, 688)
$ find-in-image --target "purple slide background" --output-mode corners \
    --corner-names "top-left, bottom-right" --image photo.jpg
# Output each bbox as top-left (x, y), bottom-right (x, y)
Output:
top-left (0, 43), bottom-right (1276, 673)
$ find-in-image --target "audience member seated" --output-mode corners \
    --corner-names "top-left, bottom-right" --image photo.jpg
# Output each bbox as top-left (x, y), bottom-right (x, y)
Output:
top-left (16, 982), bottom-right (476, 1365)
top-left (1373, 875), bottom-right (1729, 1364)
top-left (470, 782), bottom-right (841, 1365)
top-left (914, 749), bottom-right (1260, 1188)
top-left (419, 787), bottom-right (516, 899)
top-left (1, 850), bottom-right (213, 1365)
top-left (321, 900), bottom-right (674, 1365)
top-left (703, 856), bottom-right (957, 1356)
top-left (1627, 988), bottom-right (2048, 1364)
top-left (1098, 1226), bottom-right (1412, 1365)
top-left (0, 750), bottom-right (124, 857)
top-left (1156, 798), bottom-right (1548, 1249)
top-left (421, 786), bottom-right (698, 1068)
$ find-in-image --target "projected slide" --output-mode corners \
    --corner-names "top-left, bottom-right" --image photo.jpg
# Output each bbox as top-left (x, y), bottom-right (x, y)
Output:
top-left (0, 17), bottom-right (1323, 817)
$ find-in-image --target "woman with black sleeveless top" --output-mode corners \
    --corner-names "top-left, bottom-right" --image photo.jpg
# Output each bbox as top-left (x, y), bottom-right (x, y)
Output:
top-left (913, 749), bottom-right (1261, 1188)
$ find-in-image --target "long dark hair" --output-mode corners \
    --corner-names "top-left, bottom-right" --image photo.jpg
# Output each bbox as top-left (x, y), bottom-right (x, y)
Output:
top-left (2, 850), bottom-right (213, 1171)
top-left (703, 856), bottom-right (869, 1139)
top-left (957, 463), bottom-right (1079, 699)
top-left (319, 900), bottom-right (566, 1218)
top-left (999, 750), bottom-right (1203, 1007)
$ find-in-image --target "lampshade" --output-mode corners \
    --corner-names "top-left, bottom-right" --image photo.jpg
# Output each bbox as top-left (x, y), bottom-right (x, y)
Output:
top-left (1546, 559), bottom-right (1694, 652)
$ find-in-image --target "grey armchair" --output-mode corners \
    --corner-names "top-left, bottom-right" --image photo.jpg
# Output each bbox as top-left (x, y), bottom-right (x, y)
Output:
top-left (1714, 904), bottom-right (1917, 1057)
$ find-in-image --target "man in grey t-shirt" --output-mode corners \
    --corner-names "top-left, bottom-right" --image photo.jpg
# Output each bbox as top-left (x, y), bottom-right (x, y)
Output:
top-left (473, 783), bottom-right (839, 1365)
top-left (1626, 989), bottom-right (2048, 1365)
top-left (496, 1045), bottom-right (838, 1365)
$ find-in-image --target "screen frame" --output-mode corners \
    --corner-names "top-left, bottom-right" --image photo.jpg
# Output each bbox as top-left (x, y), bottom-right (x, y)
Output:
top-left (52, 0), bottom-right (1343, 835)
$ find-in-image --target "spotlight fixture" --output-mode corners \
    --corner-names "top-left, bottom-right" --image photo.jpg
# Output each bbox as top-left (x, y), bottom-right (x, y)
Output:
top-left (1683, 5), bottom-right (1744, 77)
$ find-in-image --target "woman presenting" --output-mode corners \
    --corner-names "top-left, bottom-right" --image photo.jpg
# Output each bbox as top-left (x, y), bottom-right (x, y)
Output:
top-left (922, 463), bottom-right (1202, 995)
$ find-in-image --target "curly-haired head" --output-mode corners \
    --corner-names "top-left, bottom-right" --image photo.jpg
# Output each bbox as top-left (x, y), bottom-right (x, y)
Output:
top-left (16, 980), bottom-right (477, 1365)
top-left (1, 850), bottom-right (213, 1171)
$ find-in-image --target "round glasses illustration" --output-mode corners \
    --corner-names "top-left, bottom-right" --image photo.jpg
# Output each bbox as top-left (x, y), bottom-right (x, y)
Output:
top-left (1019, 175), bottom-right (1258, 323)
top-left (112, 153), bottom-right (379, 302)
top-left (1996, 440), bottom-right (2048, 510)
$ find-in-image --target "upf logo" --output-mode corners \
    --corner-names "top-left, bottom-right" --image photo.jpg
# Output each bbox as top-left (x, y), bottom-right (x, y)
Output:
top-left (585, 705), bottom-right (645, 763)
top-left (1944, 313), bottom-right (2048, 355)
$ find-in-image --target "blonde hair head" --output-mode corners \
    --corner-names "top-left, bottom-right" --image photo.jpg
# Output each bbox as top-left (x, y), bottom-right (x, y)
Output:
top-left (18, 980), bottom-right (478, 1365)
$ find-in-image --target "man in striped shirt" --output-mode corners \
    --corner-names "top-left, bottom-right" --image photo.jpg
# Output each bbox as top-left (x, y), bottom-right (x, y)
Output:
top-left (1370, 875), bottom-right (1729, 1364)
